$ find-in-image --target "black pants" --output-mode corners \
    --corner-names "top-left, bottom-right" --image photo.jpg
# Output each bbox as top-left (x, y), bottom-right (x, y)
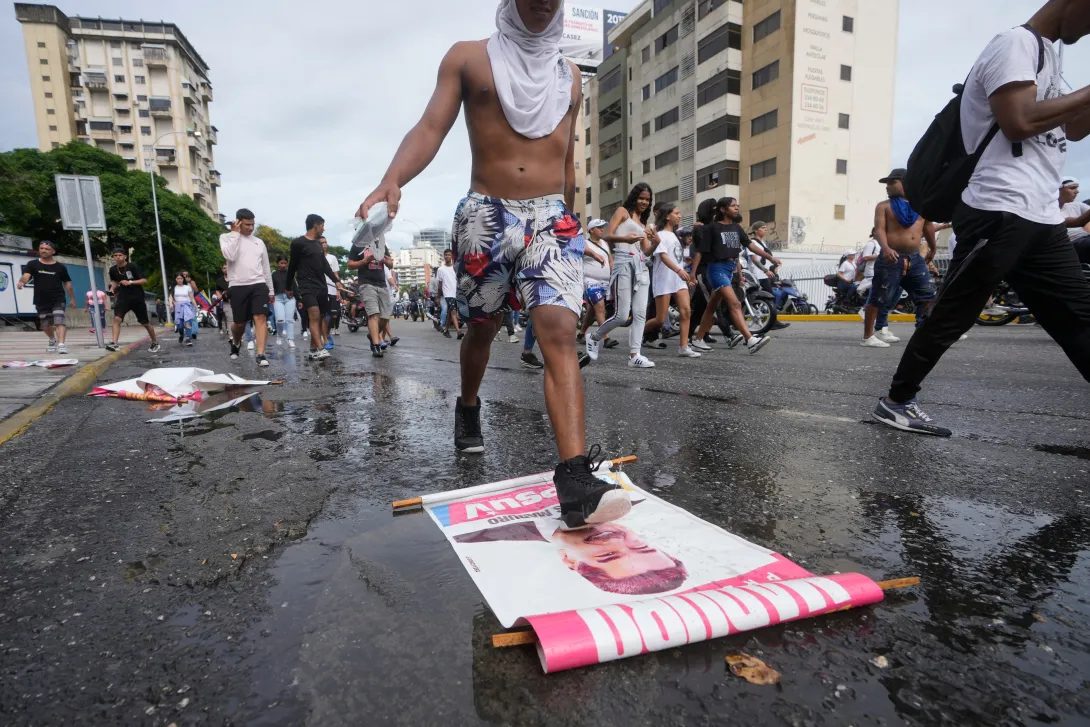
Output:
top-left (889, 203), bottom-right (1090, 402)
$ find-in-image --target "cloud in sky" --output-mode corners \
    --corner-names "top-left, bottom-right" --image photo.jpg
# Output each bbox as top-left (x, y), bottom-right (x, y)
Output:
top-left (1, 0), bottom-right (1088, 249)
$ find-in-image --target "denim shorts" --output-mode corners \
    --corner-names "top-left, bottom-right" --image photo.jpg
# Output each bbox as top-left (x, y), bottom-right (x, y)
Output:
top-left (705, 260), bottom-right (737, 291)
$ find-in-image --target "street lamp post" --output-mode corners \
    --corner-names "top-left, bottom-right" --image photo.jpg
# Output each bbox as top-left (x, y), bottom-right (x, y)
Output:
top-left (147, 128), bottom-right (201, 324)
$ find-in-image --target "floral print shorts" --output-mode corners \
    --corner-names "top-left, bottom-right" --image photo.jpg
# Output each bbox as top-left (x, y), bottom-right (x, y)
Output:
top-left (452, 192), bottom-right (585, 323)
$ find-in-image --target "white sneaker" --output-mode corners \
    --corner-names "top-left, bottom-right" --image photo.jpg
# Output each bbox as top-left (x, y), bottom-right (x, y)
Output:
top-left (288, 339), bottom-right (296, 349)
top-left (57, 343), bottom-right (68, 354)
top-left (628, 354), bottom-right (655, 368)
top-left (876, 329), bottom-right (900, 343)
top-left (861, 336), bottom-right (890, 348)
top-left (678, 346), bottom-right (701, 358)
top-left (690, 339), bottom-right (712, 352)
top-left (959, 333), bottom-right (968, 341)
top-left (585, 334), bottom-right (601, 361)
top-left (246, 340), bottom-right (255, 350)
top-left (747, 336), bottom-right (771, 354)
top-left (276, 336), bottom-right (283, 346)
top-left (508, 334), bottom-right (519, 343)
top-left (46, 339), bottom-right (57, 353)
top-left (514, 324), bottom-right (523, 333)
top-left (859, 309), bottom-right (867, 321)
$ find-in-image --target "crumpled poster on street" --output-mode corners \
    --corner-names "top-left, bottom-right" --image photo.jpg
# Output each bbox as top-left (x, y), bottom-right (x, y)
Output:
top-left (424, 464), bottom-right (884, 673)
top-left (89, 367), bottom-right (268, 403)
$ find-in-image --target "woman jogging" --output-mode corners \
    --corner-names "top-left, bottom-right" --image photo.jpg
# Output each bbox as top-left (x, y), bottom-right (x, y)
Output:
top-left (645, 203), bottom-right (699, 357)
top-left (170, 272), bottom-right (198, 347)
top-left (585, 183), bottom-right (658, 368)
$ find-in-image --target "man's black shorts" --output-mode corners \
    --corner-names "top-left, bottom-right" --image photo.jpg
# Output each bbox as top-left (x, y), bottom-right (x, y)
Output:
top-left (300, 288), bottom-right (330, 317)
top-left (229, 283), bottom-right (270, 324)
top-left (113, 296), bottom-right (149, 325)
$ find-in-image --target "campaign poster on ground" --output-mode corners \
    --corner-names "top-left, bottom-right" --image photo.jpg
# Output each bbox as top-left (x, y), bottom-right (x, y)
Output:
top-left (424, 467), bottom-right (884, 673)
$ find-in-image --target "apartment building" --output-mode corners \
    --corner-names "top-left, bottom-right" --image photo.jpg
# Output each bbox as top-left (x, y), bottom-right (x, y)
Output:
top-left (585, 0), bottom-right (898, 250)
top-left (14, 3), bottom-right (222, 220)
top-left (394, 243), bottom-right (441, 288)
top-left (418, 227), bottom-right (453, 254)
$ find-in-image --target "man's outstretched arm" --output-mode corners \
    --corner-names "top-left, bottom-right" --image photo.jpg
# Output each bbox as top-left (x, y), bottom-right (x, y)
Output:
top-left (358, 43), bottom-right (468, 220)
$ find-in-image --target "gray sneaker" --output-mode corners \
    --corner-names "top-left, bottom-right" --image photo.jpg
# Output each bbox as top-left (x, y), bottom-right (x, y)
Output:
top-left (872, 397), bottom-right (951, 437)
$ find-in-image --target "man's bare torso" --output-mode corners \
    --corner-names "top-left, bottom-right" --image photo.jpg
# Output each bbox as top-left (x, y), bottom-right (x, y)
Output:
top-left (455, 40), bottom-right (579, 201)
top-left (878, 201), bottom-right (926, 254)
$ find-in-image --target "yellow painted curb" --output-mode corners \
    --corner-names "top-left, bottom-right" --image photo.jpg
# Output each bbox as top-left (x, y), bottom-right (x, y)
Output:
top-left (0, 337), bottom-right (148, 448)
top-left (778, 314), bottom-right (917, 322)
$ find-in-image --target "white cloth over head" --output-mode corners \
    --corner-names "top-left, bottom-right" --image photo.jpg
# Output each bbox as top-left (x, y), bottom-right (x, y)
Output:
top-left (487, 0), bottom-right (573, 139)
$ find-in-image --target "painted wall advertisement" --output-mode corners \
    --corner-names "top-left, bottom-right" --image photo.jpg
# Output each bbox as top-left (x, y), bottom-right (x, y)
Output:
top-left (562, 6), bottom-right (627, 68)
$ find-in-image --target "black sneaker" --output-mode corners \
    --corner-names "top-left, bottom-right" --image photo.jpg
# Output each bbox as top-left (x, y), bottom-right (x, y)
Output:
top-left (256, 353), bottom-right (269, 367)
top-left (521, 352), bottom-right (544, 369)
top-left (603, 338), bottom-right (620, 349)
top-left (661, 329), bottom-right (679, 339)
top-left (443, 329), bottom-right (452, 338)
top-left (178, 331), bottom-right (184, 343)
top-left (371, 343), bottom-right (384, 358)
top-left (148, 342), bottom-right (161, 353)
top-left (727, 333), bottom-right (744, 349)
top-left (185, 340), bottom-right (194, 347)
top-left (554, 445), bottom-right (632, 530)
top-left (703, 335), bottom-right (718, 344)
top-left (454, 396), bottom-right (484, 453)
top-left (457, 331), bottom-right (465, 340)
top-left (646, 338), bottom-right (668, 350)
top-left (872, 397), bottom-right (952, 437)
top-left (388, 337), bottom-right (399, 347)
top-left (105, 342), bottom-right (120, 352)
top-left (230, 340), bottom-right (241, 360)
top-left (578, 352), bottom-right (592, 369)
top-left (576, 333), bottom-right (586, 343)
top-left (771, 321), bottom-right (791, 331)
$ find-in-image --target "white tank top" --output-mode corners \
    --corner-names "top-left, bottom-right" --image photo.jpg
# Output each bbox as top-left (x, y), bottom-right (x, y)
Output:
top-left (173, 284), bottom-right (192, 305)
top-left (613, 216), bottom-right (646, 256)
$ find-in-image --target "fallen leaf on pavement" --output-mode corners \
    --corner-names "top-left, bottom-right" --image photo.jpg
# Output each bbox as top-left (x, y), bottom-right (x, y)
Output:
top-left (274, 520), bottom-right (282, 526)
top-left (230, 553), bottom-right (238, 560)
top-left (726, 654), bottom-right (781, 685)
top-left (870, 655), bottom-right (890, 668)
top-left (200, 559), bottom-right (207, 565)
top-left (1032, 613), bottom-right (1047, 623)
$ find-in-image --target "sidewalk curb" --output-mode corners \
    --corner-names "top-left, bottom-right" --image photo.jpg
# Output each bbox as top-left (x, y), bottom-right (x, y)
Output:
top-left (779, 314), bottom-right (916, 322)
top-left (0, 337), bottom-right (148, 448)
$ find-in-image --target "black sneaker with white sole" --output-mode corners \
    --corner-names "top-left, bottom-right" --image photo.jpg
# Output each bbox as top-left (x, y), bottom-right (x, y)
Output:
top-left (105, 342), bottom-right (120, 352)
top-left (872, 397), bottom-right (952, 437)
top-left (371, 343), bottom-right (384, 358)
top-left (554, 445), bottom-right (632, 530)
top-left (454, 396), bottom-right (484, 453)
top-left (727, 333), bottom-right (744, 349)
top-left (256, 354), bottom-right (269, 367)
top-left (230, 340), bottom-right (241, 359)
top-left (148, 342), bottom-right (161, 353)
top-left (520, 352), bottom-right (544, 369)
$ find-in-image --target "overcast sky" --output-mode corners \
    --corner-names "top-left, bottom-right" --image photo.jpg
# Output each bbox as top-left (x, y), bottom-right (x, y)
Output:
top-left (1, 0), bottom-right (1087, 249)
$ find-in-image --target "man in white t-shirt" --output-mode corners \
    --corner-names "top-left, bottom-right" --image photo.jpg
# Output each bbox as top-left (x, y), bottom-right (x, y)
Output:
top-left (855, 232), bottom-right (882, 298)
top-left (435, 249), bottom-right (462, 339)
top-left (321, 237), bottom-right (342, 346)
top-left (875, 7), bottom-right (1090, 439)
top-left (1059, 177), bottom-right (1090, 242)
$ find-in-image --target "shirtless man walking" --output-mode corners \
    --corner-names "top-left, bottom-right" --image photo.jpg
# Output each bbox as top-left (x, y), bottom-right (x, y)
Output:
top-left (358, 0), bottom-right (630, 530)
top-left (861, 169), bottom-right (937, 349)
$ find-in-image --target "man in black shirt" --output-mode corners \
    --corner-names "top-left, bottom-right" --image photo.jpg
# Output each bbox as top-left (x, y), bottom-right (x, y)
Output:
top-left (286, 213), bottom-right (338, 359)
top-left (16, 240), bottom-right (76, 354)
top-left (106, 248), bottom-right (160, 352)
top-left (347, 232), bottom-right (395, 357)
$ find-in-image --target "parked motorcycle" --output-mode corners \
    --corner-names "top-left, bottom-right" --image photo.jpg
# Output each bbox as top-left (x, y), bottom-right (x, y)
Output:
top-left (715, 270), bottom-right (778, 336)
top-left (774, 278), bottom-right (818, 315)
top-left (197, 309), bottom-right (218, 328)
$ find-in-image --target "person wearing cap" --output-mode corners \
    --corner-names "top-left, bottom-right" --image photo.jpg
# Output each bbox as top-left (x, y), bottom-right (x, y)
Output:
top-left (860, 169), bottom-right (937, 352)
top-left (16, 240), bottom-right (77, 354)
top-left (1059, 177), bottom-right (1090, 246)
top-left (105, 247), bottom-right (161, 353)
top-left (578, 218), bottom-right (615, 348)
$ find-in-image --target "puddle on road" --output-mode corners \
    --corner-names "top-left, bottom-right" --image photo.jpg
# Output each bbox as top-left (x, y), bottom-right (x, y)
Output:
top-left (241, 429), bottom-right (284, 442)
top-left (1034, 443), bottom-right (1090, 461)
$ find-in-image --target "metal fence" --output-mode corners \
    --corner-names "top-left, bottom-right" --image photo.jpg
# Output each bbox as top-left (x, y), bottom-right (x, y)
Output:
top-left (779, 256), bottom-right (953, 312)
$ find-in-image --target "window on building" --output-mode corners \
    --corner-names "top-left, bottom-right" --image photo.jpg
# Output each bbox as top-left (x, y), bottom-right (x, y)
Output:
top-left (655, 147), bottom-right (679, 168)
top-left (71, 89), bottom-right (80, 97)
top-left (133, 58), bottom-right (143, 67)
top-left (834, 204), bottom-right (846, 220)
top-left (751, 109), bottom-right (778, 136)
top-left (139, 109), bottom-right (150, 117)
top-left (599, 172), bottom-right (621, 194)
top-left (697, 68), bottom-right (740, 107)
top-left (836, 159), bottom-right (848, 174)
top-left (598, 99), bottom-right (622, 128)
top-left (697, 159), bottom-right (739, 191)
top-left (118, 125), bottom-right (132, 133)
top-left (654, 0), bottom-right (673, 14)
top-left (51, 142), bottom-right (59, 149)
top-left (49, 125), bottom-right (57, 131)
top-left (642, 46), bottom-right (650, 63)
top-left (838, 113), bottom-right (851, 129)
top-left (629, 136), bottom-right (633, 150)
top-left (599, 67), bottom-right (622, 95)
top-left (628, 101), bottom-right (633, 115)
top-left (697, 0), bottom-right (728, 20)
top-left (41, 75), bottom-right (50, 81)
top-left (114, 75), bottom-right (125, 82)
top-left (110, 41), bottom-right (121, 48)
top-left (655, 107), bottom-right (679, 131)
top-left (750, 157), bottom-right (777, 181)
top-left (585, 97), bottom-right (590, 115)
top-left (697, 22), bottom-right (741, 64)
top-left (655, 67), bottom-right (679, 93)
top-left (44, 91), bottom-right (53, 98)
top-left (135, 75), bottom-right (145, 84)
top-left (629, 67), bottom-right (632, 81)
top-left (112, 57), bottom-right (123, 66)
top-left (843, 16), bottom-right (855, 33)
top-left (750, 204), bottom-right (776, 224)
top-left (141, 126), bottom-right (151, 135)
top-left (630, 171), bottom-right (634, 184)
top-left (117, 109), bottom-right (130, 117)
top-left (658, 186), bottom-right (679, 204)
top-left (137, 94), bottom-right (147, 102)
top-left (586, 188), bottom-right (592, 204)
top-left (655, 25), bottom-right (679, 53)
top-left (143, 144), bottom-right (153, 154)
top-left (643, 159), bottom-right (651, 174)
top-left (642, 121), bottom-right (651, 138)
top-left (40, 58), bottom-right (48, 65)
top-left (37, 41), bottom-right (46, 47)
top-left (642, 85), bottom-right (651, 100)
top-left (46, 108), bottom-right (55, 115)
top-left (753, 11), bottom-right (781, 42)
top-left (600, 133), bottom-right (623, 160)
top-left (840, 64), bottom-right (852, 82)
top-left (753, 60), bottom-right (780, 89)
top-left (696, 114), bottom-right (739, 149)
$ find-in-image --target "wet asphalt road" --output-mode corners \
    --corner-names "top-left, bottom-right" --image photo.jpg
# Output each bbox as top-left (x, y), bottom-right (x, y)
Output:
top-left (1, 319), bottom-right (1089, 726)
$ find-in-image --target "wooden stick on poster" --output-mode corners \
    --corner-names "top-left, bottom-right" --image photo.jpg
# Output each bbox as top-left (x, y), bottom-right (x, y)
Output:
top-left (490, 576), bottom-right (921, 649)
top-left (391, 456), bottom-right (638, 511)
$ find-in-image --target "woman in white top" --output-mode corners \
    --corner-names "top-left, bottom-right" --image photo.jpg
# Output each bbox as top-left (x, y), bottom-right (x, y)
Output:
top-left (578, 219), bottom-right (614, 345)
top-left (645, 203), bottom-right (698, 357)
top-left (169, 272), bottom-right (197, 346)
top-left (585, 183), bottom-right (659, 368)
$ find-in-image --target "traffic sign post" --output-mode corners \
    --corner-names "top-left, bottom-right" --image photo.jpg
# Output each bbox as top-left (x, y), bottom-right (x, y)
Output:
top-left (55, 175), bottom-right (107, 349)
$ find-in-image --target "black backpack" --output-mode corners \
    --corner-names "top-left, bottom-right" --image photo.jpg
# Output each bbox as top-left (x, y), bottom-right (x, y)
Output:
top-left (903, 25), bottom-right (1044, 223)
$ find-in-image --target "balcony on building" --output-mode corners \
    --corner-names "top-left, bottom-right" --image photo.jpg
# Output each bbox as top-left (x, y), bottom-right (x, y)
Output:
top-left (149, 97), bottom-right (172, 118)
top-left (208, 169), bottom-right (222, 187)
top-left (200, 81), bottom-right (213, 102)
top-left (155, 147), bottom-right (177, 165)
top-left (84, 71), bottom-right (108, 90)
top-left (142, 45), bottom-right (168, 65)
top-left (182, 81), bottom-right (198, 105)
top-left (88, 119), bottom-right (114, 138)
top-left (207, 126), bottom-right (217, 145)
